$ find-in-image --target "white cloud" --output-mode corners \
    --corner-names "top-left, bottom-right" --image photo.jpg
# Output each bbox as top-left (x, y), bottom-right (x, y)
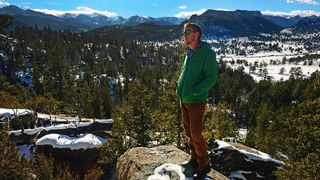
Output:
top-left (262, 10), bottom-right (320, 17)
top-left (0, 0), bottom-right (10, 6)
top-left (174, 9), bottom-right (207, 18)
top-left (286, 0), bottom-right (319, 5)
top-left (178, 5), bottom-right (187, 10)
top-left (32, 9), bottom-right (67, 16)
top-left (32, 6), bottom-right (118, 17)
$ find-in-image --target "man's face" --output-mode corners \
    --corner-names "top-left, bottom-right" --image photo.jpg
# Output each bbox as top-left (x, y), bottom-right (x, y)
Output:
top-left (183, 28), bottom-right (196, 45)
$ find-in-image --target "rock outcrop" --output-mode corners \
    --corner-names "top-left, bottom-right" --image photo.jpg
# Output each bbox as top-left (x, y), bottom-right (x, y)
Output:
top-left (211, 140), bottom-right (283, 179)
top-left (116, 145), bottom-right (228, 180)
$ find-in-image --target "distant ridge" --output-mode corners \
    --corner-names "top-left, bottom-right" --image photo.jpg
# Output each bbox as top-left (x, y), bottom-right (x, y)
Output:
top-left (0, 5), bottom-right (185, 32)
top-left (1, 5), bottom-right (319, 36)
top-left (262, 15), bottom-right (301, 28)
top-left (87, 23), bottom-right (181, 41)
top-left (293, 16), bottom-right (320, 33)
top-left (187, 9), bottom-right (282, 38)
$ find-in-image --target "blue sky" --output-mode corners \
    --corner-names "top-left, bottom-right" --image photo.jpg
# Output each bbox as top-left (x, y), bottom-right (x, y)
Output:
top-left (1, 0), bottom-right (320, 18)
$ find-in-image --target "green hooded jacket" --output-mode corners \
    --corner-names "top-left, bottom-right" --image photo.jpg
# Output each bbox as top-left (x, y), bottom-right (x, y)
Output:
top-left (176, 42), bottom-right (218, 104)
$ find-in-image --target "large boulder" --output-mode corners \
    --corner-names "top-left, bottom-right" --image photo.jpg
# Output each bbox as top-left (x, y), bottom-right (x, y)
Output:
top-left (116, 145), bottom-right (228, 180)
top-left (35, 133), bottom-right (107, 160)
top-left (210, 140), bottom-right (283, 179)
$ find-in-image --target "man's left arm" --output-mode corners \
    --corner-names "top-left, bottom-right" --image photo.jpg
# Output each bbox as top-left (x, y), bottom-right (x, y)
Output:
top-left (192, 51), bottom-right (218, 96)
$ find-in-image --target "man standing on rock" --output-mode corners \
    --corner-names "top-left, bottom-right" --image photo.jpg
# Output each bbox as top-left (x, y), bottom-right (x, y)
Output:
top-left (176, 23), bottom-right (218, 180)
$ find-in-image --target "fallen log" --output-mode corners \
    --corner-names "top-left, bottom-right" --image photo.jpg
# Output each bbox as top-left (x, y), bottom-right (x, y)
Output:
top-left (9, 120), bottom-right (113, 144)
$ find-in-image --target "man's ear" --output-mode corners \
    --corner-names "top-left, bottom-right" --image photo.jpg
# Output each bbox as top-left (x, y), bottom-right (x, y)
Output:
top-left (195, 32), bottom-right (200, 39)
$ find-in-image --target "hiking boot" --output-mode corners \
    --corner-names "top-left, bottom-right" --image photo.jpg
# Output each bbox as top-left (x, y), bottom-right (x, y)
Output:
top-left (181, 159), bottom-right (197, 177)
top-left (194, 164), bottom-right (211, 180)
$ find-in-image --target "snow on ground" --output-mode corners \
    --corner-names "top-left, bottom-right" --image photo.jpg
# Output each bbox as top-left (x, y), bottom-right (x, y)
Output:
top-left (212, 35), bottom-right (320, 82)
top-left (229, 170), bottom-right (265, 180)
top-left (0, 108), bottom-right (33, 121)
top-left (223, 53), bottom-right (320, 81)
top-left (0, 108), bottom-right (32, 117)
top-left (238, 128), bottom-right (248, 141)
top-left (147, 163), bottom-right (187, 180)
top-left (216, 140), bottom-right (283, 164)
top-left (17, 144), bottom-right (34, 160)
top-left (16, 71), bottom-right (32, 85)
top-left (35, 133), bottom-right (107, 150)
top-left (229, 170), bottom-right (248, 180)
top-left (147, 163), bottom-right (212, 180)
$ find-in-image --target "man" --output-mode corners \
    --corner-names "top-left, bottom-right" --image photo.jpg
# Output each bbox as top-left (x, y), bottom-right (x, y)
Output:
top-left (176, 23), bottom-right (218, 179)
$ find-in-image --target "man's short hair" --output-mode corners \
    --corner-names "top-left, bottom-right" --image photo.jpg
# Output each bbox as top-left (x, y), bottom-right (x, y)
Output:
top-left (184, 23), bottom-right (202, 37)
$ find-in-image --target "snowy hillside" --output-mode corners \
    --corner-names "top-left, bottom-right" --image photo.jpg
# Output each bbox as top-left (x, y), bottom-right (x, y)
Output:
top-left (209, 33), bottom-right (320, 81)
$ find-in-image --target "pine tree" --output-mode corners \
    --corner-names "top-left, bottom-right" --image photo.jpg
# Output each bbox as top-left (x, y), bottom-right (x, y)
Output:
top-left (303, 71), bottom-right (320, 100)
top-left (289, 67), bottom-right (303, 79)
top-left (92, 84), bottom-right (103, 119)
top-left (276, 149), bottom-right (320, 180)
top-left (43, 41), bottom-right (68, 102)
top-left (126, 80), bottom-right (156, 146)
top-left (114, 79), bottom-right (123, 105)
top-left (275, 98), bottom-right (320, 179)
top-left (61, 70), bottom-right (77, 114)
top-left (254, 103), bottom-right (274, 153)
top-left (206, 102), bottom-right (238, 140)
top-left (244, 128), bottom-right (256, 147)
top-left (6, 47), bottom-right (18, 82)
top-left (100, 79), bottom-right (156, 164)
top-left (31, 52), bottom-right (44, 95)
top-left (0, 14), bottom-right (13, 33)
top-left (80, 81), bottom-right (94, 118)
top-left (101, 78), bottom-right (112, 118)
top-left (0, 55), bottom-right (4, 76)
top-left (0, 90), bottom-right (19, 108)
top-left (156, 76), bottom-right (182, 146)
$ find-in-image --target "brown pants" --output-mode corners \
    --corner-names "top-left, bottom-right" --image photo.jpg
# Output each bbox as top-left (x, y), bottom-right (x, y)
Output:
top-left (181, 102), bottom-right (209, 168)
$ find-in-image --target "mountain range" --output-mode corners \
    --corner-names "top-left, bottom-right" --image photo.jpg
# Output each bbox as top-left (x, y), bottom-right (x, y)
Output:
top-left (0, 5), bottom-right (185, 32)
top-left (187, 10), bottom-right (283, 38)
top-left (89, 10), bottom-right (319, 40)
top-left (291, 16), bottom-right (320, 33)
top-left (1, 5), bottom-right (319, 38)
